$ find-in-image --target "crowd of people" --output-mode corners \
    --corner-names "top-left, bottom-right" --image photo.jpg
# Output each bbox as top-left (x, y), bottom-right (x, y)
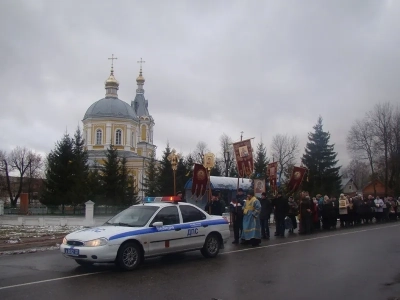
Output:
top-left (218, 189), bottom-right (400, 247)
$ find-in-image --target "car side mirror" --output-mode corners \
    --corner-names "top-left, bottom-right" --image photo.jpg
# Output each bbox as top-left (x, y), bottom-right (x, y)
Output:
top-left (152, 221), bottom-right (163, 227)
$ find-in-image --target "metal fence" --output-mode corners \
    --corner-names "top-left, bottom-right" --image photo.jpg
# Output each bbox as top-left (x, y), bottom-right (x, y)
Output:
top-left (3, 204), bottom-right (131, 216)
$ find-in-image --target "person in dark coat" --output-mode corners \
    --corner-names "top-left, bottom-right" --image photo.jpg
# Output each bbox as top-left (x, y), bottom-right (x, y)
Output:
top-left (205, 191), bottom-right (225, 216)
top-left (230, 188), bottom-right (245, 244)
top-left (365, 196), bottom-right (375, 224)
top-left (300, 196), bottom-right (312, 234)
top-left (352, 195), bottom-right (362, 225)
top-left (287, 196), bottom-right (299, 233)
top-left (330, 197), bottom-right (339, 229)
top-left (359, 197), bottom-right (370, 224)
top-left (272, 192), bottom-right (289, 237)
top-left (321, 196), bottom-right (333, 230)
top-left (259, 192), bottom-right (272, 239)
top-left (176, 191), bottom-right (186, 202)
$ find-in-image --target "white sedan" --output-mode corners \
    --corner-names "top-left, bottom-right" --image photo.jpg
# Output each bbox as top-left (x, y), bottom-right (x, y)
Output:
top-left (60, 197), bottom-right (230, 270)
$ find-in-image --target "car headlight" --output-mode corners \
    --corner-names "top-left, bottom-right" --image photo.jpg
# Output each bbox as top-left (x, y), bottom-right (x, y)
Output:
top-left (83, 238), bottom-right (108, 247)
top-left (62, 237), bottom-right (67, 245)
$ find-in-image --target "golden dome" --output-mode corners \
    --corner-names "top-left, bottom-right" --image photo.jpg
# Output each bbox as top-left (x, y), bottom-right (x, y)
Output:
top-left (105, 73), bottom-right (119, 87)
top-left (136, 73), bottom-right (145, 83)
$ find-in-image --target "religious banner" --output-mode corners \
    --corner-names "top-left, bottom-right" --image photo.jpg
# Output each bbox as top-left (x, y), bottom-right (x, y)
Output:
top-left (254, 179), bottom-right (265, 198)
top-left (191, 164), bottom-right (208, 198)
top-left (267, 162), bottom-right (278, 193)
top-left (233, 139), bottom-right (254, 177)
top-left (287, 166), bottom-right (307, 193)
top-left (203, 152), bottom-right (216, 170)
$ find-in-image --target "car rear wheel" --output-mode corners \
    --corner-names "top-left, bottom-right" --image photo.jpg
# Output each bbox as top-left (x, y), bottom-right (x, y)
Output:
top-left (75, 259), bottom-right (94, 267)
top-left (116, 242), bottom-right (142, 271)
top-left (201, 233), bottom-right (220, 258)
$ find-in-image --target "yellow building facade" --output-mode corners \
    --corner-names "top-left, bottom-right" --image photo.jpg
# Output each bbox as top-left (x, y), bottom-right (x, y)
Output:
top-left (82, 59), bottom-right (156, 196)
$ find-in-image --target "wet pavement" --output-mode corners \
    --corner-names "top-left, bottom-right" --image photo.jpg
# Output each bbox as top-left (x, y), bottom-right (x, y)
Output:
top-left (1, 222), bottom-right (400, 300)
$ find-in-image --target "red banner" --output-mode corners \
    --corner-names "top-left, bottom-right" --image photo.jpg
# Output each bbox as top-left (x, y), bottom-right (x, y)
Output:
top-left (191, 164), bottom-right (208, 197)
top-left (267, 162), bottom-right (278, 193)
top-left (287, 166), bottom-right (307, 193)
top-left (233, 139), bottom-right (254, 177)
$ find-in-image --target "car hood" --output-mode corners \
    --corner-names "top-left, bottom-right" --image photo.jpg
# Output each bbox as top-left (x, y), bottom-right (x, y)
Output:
top-left (65, 225), bottom-right (147, 242)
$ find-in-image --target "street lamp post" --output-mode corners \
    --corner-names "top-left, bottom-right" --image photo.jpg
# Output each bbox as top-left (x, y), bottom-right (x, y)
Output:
top-left (168, 149), bottom-right (180, 195)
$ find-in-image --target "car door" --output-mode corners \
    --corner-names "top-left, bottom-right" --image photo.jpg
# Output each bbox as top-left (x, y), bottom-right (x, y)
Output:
top-left (179, 205), bottom-right (208, 250)
top-left (147, 206), bottom-right (182, 256)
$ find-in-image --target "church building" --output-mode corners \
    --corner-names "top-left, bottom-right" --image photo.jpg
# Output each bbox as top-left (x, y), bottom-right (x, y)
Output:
top-left (82, 57), bottom-right (156, 196)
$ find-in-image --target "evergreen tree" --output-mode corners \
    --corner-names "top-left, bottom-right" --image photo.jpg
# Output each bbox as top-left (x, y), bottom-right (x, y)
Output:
top-left (126, 172), bottom-right (140, 204)
top-left (210, 159), bottom-right (222, 176)
top-left (250, 141), bottom-right (269, 195)
top-left (229, 164), bottom-right (238, 178)
top-left (101, 145), bottom-right (122, 206)
top-left (157, 144), bottom-right (174, 195)
top-left (301, 117), bottom-right (342, 196)
top-left (119, 156), bottom-right (129, 205)
top-left (184, 154), bottom-right (195, 178)
top-left (142, 150), bottom-right (159, 196)
top-left (41, 133), bottom-right (75, 213)
top-left (253, 141), bottom-right (269, 178)
top-left (176, 157), bottom-right (189, 193)
top-left (70, 126), bottom-right (89, 207)
top-left (87, 165), bottom-right (103, 203)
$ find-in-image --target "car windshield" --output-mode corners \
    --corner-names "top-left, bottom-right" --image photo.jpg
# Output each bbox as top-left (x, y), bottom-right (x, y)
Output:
top-left (106, 206), bottom-right (159, 227)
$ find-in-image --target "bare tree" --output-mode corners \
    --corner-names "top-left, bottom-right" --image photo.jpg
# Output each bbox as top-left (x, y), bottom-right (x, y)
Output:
top-left (347, 118), bottom-right (377, 183)
top-left (342, 159), bottom-right (370, 190)
top-left (192, 141), bottom-right (209, 164)
top-left (368, 103), bottom-right (393, 196)
top-left (0, 147), bottom-right (36, 207)
top-left (271, 134), bottom-right (299, 183)
top-left (0, 150), bottom-right (7, 200)
top-left (25, 152), bottom-right (43, 202)
top-left (219, 133), bottom-right (235, 177)
top-left (389, 106), bottom-right (400, 193)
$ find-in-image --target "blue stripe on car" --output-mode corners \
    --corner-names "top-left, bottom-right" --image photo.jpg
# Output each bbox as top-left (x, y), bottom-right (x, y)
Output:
top-left (108, 219), bottom-right (228, 241)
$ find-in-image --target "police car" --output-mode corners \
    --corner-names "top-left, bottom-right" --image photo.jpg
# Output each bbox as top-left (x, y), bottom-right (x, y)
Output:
top-left (60, 196), bottom-right (230, 270)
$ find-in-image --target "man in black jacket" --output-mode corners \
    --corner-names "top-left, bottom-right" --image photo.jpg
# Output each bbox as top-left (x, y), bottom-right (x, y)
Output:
top-left (230, 188), bottom-right (245, 244)
top-left (259, 192), bottom-right (272, 239)
top-left (205, 191), bottom-right (225, 216)
top-left (272, 192), bottom-right (289, 237)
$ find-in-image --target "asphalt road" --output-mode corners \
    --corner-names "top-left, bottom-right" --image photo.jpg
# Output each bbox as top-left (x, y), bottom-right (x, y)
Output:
top-left (1, 223), bottom-right (400, 300)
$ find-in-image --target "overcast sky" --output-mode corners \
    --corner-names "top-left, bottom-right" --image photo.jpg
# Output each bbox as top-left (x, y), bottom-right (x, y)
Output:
top-left (1, 0), bottom-right (399, 169)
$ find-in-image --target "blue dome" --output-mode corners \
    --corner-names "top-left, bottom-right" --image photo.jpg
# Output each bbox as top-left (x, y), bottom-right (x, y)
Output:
top-left (83, 98), bottom-right (137, 120)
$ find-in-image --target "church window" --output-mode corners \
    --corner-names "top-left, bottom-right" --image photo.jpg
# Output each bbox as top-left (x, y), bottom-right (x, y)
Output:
top-left (141, 124), bottom-right (147, 141)
top-left (116, 129), bottom-right (122, 145)
top-left (96, 129), bottom-right (102, 145)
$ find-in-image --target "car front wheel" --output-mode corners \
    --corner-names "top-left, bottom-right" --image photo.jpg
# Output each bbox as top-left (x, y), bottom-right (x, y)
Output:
top-left (116, 242), bottom-right (142, 271)
top-left (201, 233), bottom-right (220, 258)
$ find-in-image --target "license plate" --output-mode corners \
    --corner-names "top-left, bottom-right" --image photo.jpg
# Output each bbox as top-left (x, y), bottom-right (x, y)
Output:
top-left (64, 248), bottom-right (80, 256)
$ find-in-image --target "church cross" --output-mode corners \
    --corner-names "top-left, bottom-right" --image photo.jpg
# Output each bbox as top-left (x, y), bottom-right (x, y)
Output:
top-left (108, 54), bottom-right (118, 70)
top-left (137, 58), bottom-right (146, 70)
